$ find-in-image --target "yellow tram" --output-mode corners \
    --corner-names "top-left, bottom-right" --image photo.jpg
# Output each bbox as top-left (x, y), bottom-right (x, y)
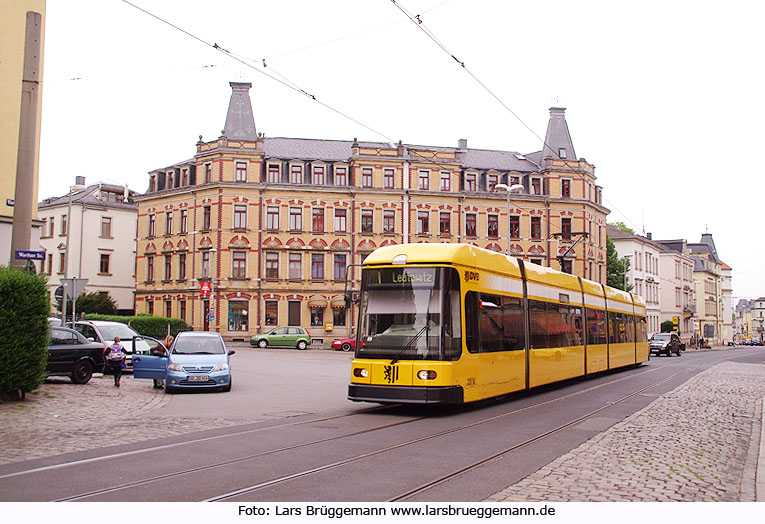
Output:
top-left (348, 244), bottom-right (649, 405)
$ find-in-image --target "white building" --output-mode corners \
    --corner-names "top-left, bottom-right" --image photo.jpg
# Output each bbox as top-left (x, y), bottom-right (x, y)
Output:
top-left (38, 179), bottom-right (138, 314)
top-left (655, 239), bottom-right (695, 345)
top-left (752, 298), bottom-right (765, 343)
top-left (607, 225), bottom-right (662, 335)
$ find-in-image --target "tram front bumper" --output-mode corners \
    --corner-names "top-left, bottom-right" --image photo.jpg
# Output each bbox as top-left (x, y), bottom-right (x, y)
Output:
top-left (348, 384), bottom-right (463, 405)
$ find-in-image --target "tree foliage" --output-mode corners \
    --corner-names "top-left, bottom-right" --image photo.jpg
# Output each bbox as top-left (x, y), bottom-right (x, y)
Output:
top-left (608, 221), bottom-right (635, 235)
top-left (0, 267), bottom-right (50, 397)
top-left (57, 291), bottom-right (118, 316)
top-left (606, 237), bottom-right (633, 291)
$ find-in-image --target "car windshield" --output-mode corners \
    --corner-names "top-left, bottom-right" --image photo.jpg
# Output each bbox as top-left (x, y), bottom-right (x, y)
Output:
top-left (98, 324), bottom-right (139, 340)
top-left (172, 335), bottom-right (225, 355)
top-left (651, 333), bottom-right (671, 341)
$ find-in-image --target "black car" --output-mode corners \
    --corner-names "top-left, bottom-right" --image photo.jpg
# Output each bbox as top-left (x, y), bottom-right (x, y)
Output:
top-left (47, 326), bottom-right (106, 384)
top-left (648, 332), bottom-right (684, 357)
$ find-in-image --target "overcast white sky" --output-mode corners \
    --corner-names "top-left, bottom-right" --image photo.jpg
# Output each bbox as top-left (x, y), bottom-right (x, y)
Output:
top-left (39, 0), bottom-right (765, 301)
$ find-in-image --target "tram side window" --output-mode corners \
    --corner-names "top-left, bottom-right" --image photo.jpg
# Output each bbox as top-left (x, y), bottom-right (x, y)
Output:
top-left (636, 316), bottom-right (647, 342)
top-left (547, 304), bottom-right (583, 347)
top-left (586, 308), bottom-right (607, 345)
top-left (608, 311), bottom-right (627, 344)
top-left (529, 300), bottom-right (548, 349)
top-left (465, 292), bottom-right (525, 353)
top-left (624, 314), bottom-right (635, 343)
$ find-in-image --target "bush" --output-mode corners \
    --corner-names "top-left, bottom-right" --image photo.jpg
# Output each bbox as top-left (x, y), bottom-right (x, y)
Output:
top-left (82, 313), bottom-right (191, 339)
top-left (0, 267), bottom-right (50, 398)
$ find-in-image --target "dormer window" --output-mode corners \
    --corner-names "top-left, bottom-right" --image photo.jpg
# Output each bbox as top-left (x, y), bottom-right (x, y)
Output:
top-left (558, 148), bottom-right (567, 159)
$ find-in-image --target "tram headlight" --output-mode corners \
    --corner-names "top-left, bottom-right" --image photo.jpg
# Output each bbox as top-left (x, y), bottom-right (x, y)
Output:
top-left (417, 370), bottom-right (437, 380)
top-left (353, 368), bottom-right (368, 378)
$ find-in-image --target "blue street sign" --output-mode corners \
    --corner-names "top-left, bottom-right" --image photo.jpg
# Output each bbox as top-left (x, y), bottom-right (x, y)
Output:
top-left (14, 250), bottom-right (45, 261)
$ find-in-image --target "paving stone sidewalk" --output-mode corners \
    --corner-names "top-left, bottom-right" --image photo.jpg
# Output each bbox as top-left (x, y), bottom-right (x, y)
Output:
top-left (0, 374), bottom-right (247, 465)
top-left (488, 361), bottom-right (765, 502)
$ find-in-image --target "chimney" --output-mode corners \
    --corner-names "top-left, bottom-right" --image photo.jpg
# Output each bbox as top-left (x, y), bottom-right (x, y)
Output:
top-left (646, 232), bottom-right (652, 240)
top-left (458, 138), bottom-right (467, 150)
top-left (75, 176), bottom-right (86, 187)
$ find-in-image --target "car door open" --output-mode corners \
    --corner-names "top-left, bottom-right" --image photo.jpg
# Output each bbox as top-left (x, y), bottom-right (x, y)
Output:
top-left (131, 335), bottom-right (169, 380)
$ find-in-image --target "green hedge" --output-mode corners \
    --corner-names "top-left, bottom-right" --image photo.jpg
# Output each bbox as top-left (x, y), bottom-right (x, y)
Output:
top-left (0, 267), bottom-right (50, 397)
top-left (82, 313), bottom-right (191, 339)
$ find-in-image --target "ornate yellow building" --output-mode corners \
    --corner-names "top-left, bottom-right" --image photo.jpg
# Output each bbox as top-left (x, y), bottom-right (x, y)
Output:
top-left (135, 82), bottom-right (609, 343)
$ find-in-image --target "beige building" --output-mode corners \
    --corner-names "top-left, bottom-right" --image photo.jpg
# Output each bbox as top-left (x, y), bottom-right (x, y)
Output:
top-left (688, 233), bottom-right (726, 346)
top-left (1, 0), bottom-right (46, 267)
top-left (38, 180), bottom-right (139, 314)
top-left (655, 239), bottom-right (695, 345)
top-left (135, 82), bottom-right (610, 342)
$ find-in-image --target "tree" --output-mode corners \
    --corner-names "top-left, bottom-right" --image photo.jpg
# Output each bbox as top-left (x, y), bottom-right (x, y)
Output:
top-left (57, 291), bottom-right (118, 316)
top-left (661, 320), bottom-right (675, 333)
top-left (606, 237), bottom-right (633, 291)
top-left (608, 221), bottom-right (635, 235)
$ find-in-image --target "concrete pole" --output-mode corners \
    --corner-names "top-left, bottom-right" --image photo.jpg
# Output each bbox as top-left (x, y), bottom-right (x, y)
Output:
top-left (10, 12), bottom-right (42, 270)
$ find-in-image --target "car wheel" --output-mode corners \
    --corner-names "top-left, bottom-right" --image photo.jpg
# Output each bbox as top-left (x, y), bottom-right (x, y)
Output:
top-left (297, 341), bottom-right (307, 350)
top-left (341, 342), bottom-right (352, 352)
top-left (258, 339), bottom-right (268, 349)
top-left (71, 361), bottom-right (93, 384)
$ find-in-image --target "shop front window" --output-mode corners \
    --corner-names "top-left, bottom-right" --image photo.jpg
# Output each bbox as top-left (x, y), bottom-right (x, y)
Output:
top-left (228, 301), bottom-right (249, 331)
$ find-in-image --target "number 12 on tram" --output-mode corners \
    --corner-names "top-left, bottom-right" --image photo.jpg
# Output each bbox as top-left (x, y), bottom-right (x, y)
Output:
top-left (348, 244), bottom-right (649, 405)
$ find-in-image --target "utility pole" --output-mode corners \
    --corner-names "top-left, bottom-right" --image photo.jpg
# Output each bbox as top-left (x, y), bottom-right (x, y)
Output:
top-left (10, 12), bottom-right (42, 270)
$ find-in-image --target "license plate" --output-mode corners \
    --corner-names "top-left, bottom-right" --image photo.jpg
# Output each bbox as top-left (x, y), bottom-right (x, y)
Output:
top-left (188, 375), bottom-right (208, 382)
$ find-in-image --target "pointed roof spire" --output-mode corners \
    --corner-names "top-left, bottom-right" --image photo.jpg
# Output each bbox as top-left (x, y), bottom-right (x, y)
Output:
top-left (541, 107), bottom-right (576, 162)
top-left (223, 82), bottom-right (257, 141)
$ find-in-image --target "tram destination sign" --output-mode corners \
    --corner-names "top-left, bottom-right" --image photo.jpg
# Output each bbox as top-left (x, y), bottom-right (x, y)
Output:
top-left (370, 267), bottom-right (437, 286)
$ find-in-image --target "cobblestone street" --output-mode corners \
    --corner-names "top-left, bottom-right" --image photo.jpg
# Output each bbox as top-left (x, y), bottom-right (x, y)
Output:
top-left (488, 361), bottom-right (765, 502)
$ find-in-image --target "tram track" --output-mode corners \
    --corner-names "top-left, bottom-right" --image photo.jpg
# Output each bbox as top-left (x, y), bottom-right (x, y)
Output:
top-left (7, 350), bottom-right (742, 502)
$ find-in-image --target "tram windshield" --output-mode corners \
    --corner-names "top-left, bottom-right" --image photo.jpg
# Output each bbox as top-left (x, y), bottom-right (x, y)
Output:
top-left (356, 266), bottom-right (461, 361)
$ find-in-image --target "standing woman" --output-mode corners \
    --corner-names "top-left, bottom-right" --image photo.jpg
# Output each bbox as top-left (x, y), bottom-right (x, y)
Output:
top-left (104, 336), bottom-right (127, 387)
top-left (151, 335), bottom-right (173, 389)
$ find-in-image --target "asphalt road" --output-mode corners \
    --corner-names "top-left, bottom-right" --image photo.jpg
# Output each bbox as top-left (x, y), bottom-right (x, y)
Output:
top-left (1, 346), bottom-right (762, 502)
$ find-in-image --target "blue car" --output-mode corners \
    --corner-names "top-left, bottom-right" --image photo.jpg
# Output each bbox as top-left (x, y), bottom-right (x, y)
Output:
top-left (132, 331), bottom-right (235, 392)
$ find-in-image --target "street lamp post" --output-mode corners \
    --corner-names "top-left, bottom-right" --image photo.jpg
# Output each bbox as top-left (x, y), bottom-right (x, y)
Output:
top-left (209, 248), bottom-right (217, 331)
top-left (494, 183), bottom-right (524, 256)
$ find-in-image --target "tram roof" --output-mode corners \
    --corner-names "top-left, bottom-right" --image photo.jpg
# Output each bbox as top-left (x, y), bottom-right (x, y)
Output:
top-left (363, 243), bottom-right (522, 275)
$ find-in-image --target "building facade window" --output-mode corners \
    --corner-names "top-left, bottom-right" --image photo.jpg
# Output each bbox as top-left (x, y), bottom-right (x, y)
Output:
top-left (265, 252), bottom-right (279, 279)
top-left (179, 300), bottom-right (186, 322)
top-left (228, 301), bottom-right (248, 331)
top-left (178, 252), bottom-right (186, 280)
top-left (439, 211), bottom-right (450, 235)
top-left (335, 167), bottom-right (347, 185)
top-left (202, 206), bottom-right (211, 230)
top-left (235, 162), bottom-right (247, 182)
top-left (201, 250), bottom-right (210, 278)
top-left (311, 307), bottom-right (324, 328)
top-left (180, 209), bottom-right (188, 233)
top-left (99, 254), bottom-right (110, 274)
top-left (165, 212), bottom-right (173, 235)
top-left (488, 214), bottom-right (499, 238)
top-left (165, 300), bottom-right (172, 319)
top-left (531, 217), bottom-right (542, 240)
top-left (148, 215), bottom-right (155, 237)
top-left (289, 252), bottom-right (302, 279)
top-left (312, 208), bottom-right (325, 232)
top-left (361, 209), bottom-right (373, 233)
top-left (147, 300), bottom-right (154, 315)
top-left (101, 217), bottom-right (112, 238)
top-left (268, 164), bottom-right (280, 183)
top-left (531, 178), bottom-right (542, 195)
top-left (312, 166), bottom-right (325, 185)
top-left (418, 170), bottom-right (429, 190)
top-left (233, 204), bottom-right (247, 230)
top-left (383, 168), bottom-right (395, 189)
top-left (61, 215), bottom-right (67, 236)
top-left (289, 207), bottom-right (302, 231)
top-left (510, 215), bottom-right (520, 239)
top-left (383, 210), bottom-right (395, 233)
top-left (205, 163), bottom-right (212, 183)
top-left (164, 254), bottom-right (172, 281)
top-left (561, 179), bottom-right (571, 198)
top-left (266, 206), bottom-right (279, 231)
top-left (417, 210), bottom-right (429, 234)
top-left (487, 174), bottom-right (498, 192)
top-left (362, 168), bottom-right (373, 188)
top-left (59, 252), bottom-right (66, 274)
top-left (440, 172), bottom-right (451, 191)
top-left (265, 300), bottom-right (278, 326)
top-left (465, 213), bottom-right (477, 237)
top-left (334, 254), bottom-right (346, 281)
top-left (290, 165), bottom-right (303, 184)
top-left (146, 254), bottom-right (154, 281)
top-left (333, 308), bottom-right (346, 327)
top-left (561, 218), bottom-right (572, 240)
top-left (232, 251), bottom-right (247, 278)
top-left (465, 173), bottom-right (476, 192)
top-left (334, 208), bottom-right (347, 233)
top-left (311, 253), bottom-right (324, 280)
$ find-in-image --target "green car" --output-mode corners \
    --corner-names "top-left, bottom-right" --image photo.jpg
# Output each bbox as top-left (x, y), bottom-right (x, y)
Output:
top-left (251, 326), bottom-right (312, 350)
